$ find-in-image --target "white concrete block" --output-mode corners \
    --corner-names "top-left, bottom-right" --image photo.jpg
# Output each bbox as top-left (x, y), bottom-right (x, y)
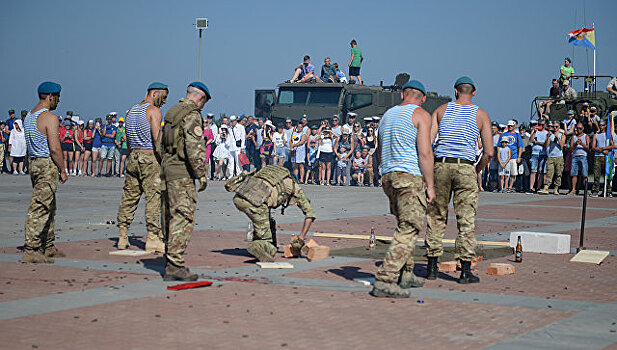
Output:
top-left (509, 231), bottom-right (570, 254)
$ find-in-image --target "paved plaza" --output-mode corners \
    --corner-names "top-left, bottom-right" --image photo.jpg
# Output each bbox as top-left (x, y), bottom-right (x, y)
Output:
top-left (0, 174), bottom-right (616, 349)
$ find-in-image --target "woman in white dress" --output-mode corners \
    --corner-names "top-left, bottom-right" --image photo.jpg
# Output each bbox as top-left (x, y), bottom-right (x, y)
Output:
top-left (212, 125), bottom-right (234, 181)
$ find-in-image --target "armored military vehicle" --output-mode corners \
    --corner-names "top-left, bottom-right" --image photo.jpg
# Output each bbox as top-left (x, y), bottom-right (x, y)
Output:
top-left (531, 75), bottom-right (617, 122)
top-left (255, 74), bottom-right (451, 125)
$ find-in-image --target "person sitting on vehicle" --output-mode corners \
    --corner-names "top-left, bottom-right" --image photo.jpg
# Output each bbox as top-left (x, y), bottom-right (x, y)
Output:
top-left (560, 57), bottom-right (575, 85)
top-left (607, 76), bottom-right (617, 98)
top-left (318, 57), bottom-right (337, 83)
top-left (334, 63), bottom-right (347, 83)
top-left (538, 79), bottom-right (562, 114)
top-left (289, 55), bottom-right (315, 83)
top-left (561, 79), bottom-right (577, 100)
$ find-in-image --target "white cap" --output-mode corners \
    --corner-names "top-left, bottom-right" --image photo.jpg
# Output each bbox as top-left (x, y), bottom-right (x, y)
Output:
top-left (499, 123), bottom-right (506, 128)
top-left (363, 117), bottom-right (372, 121)
top-left (507, 120), bottom-right (516, 126)
top-left (206, 113), bottom-right (215, 118)
top-left (372, 116), bottom-right (381, 121)
top-left (264, 120), bottom-right (275, 128)
top-left (230, 115), bottom-right (237, 121)
top-left (78, 120), bottom-right (85, 125)
top-left (109, 112), bottom-right (118, 116)
top-left (347, 112), bottom-right (357, 117)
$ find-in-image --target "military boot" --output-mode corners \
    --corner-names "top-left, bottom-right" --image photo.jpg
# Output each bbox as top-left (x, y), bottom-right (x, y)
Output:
top-left (370, 280), bottom-right (412, 298)
top-left (163, 264), bottom-right (198, 281)
top-left (553, 188), bottom-right (560, 195)
top-left (538, 185), bottom-right (549, 195)
top-left (117, 226), bottom-right (130, 250)
top-left (399, 268), bottom-right (424, 288)
top-left (426, 257), bottom-right (439, 280)
top-left (44, 245), bottom-right (66, 258)
top-left (247, 241), bottom-right (276, 262)
top-left (22, 250), bottom-right (54, 264)
top-left (458, 260), bottom-right (480, 284)
top-left (145, 233), bottom-right (165, 253)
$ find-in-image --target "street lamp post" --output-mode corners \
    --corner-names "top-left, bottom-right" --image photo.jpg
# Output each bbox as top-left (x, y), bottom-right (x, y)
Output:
top-left (195, 18), bottom-right (208, 81)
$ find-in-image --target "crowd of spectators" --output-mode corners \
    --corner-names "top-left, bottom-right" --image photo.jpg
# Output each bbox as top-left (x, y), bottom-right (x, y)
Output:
top-left (482, 109), bottom-right (617, 197)
top-left (207, 112), bottom-right (380, 186)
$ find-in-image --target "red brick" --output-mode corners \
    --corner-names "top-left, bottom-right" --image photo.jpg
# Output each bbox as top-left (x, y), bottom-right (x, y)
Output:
top-left (439, 261), bottom-right (458, 272)
top-left (487, 263), bottom-right (515, 275)
top-left (301, 239), bottom-right (320, 256)
top-left (307, 245), bottom-right (330, 261)
top-left (283, 244), bottom-right (300, 258)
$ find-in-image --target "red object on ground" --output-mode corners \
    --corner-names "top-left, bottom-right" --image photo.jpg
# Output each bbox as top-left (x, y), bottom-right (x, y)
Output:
top-left (167, 281), bottom-right (213, 291)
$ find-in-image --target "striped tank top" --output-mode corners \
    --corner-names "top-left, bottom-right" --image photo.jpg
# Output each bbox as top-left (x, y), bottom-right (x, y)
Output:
top-left (126, 103), bottom-right (153, 150)
top-left (572, 134), bottom-right (588, 157)
top-left (378, 104), bottom-right (421, 176)
top-left (434, 102), bottom-right (479, 162)
top-left (24, 108), bottom-right (50, 158)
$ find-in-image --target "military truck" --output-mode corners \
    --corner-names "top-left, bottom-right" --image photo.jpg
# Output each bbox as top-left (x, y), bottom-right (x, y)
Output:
top-left (531, 75), bottom-right (617, 122)
top-left (255, 74), bottom-right (451, 125)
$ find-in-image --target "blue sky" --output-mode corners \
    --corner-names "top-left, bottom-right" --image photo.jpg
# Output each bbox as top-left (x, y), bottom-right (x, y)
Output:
top-left (1, 0), bottom-right (616, 123)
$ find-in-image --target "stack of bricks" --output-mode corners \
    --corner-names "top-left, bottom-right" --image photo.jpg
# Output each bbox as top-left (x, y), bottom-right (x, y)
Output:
top-left (283, 236), bottom-right (330, 261)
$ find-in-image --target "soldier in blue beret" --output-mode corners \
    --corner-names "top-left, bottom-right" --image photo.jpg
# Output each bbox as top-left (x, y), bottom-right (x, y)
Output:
top-left (23, 81), bottom-right (68, 264)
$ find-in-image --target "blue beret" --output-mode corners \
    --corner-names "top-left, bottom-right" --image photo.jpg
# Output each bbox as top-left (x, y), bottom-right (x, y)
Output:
top-left (147, 82), bottom-right (168, 91)
top-left (454, 76), bottom-right (475, 89)
top-left (188, 81), bottom-right (211, 99)
top-left (239, 114), bottom-right (246, 121)
top-left (402, 80), bottom-right (426, 96)
top-left (38, 81), bottom-right (61, 94)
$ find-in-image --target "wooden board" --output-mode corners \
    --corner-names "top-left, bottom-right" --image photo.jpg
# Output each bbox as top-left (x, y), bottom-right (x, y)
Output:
top-left (109, 250), bottom-right (150, 256)
top-left (570, 250), bottom-right (610, 264)
top-left (256, 262), bottom-right (294, 269)
top-left (312, 232), bottom-right (511, 247)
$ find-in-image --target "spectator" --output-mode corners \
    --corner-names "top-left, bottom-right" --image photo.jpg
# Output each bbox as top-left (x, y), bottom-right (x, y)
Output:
top-left (568, 122), bottom-right (590, 195)
top-left (562, 79), bottom-right (577, 99)
top-left (497, 138), bottom-right (511, 193)
top-left (308, 125), bottom-right (319, 144)
top-left (99, 115), bottom-right (117, 177)
top-left (487, 122), bottom-right (501, 191)
top-left (529, 119), bottom-right (548, 192)
top-left (318, 123), bottom-right (336, 185)
top-left (245, 115), bottom-right (259, 170)
top-left (500, 120), bottom-right (523, 192)
top-left (283, 118), bottom-right (294, 169)
top-left (334, 142), bottom-right (348, 186)
top-left (212, 125), bottom-right (233, 181)
top-left (59, 119), bottom-right (74, 176)
top-left (590, 120), bottom-right (608, 197)
top-left (72, 122), bottom-right (84, 176)
top-left (91, 119), bottom-right (103, 177)
top-left (538, 79), bottom-right (562, 114)
top-left (272, 123), bottom-right (287, 166)
top-left (0, 121), bottom-right (7, 173)
top-left (348, 39), bottom-right (364, 85)
top-left (334, 63), bottom-right (347, 83)
top-left (331, 115), bottom-right (342, 137)
top-left (82, 120), bottom-right (94, 176)
top-left (290, 123), bottom-right (307, 183)
top-left (6, 109), bottom-right (16, 132)
top-left (289, 55), bottom-right (315, 83)
top-left (115, 117), bottom-right (128, 177)
top-left (350, 121), bottom-right (364, 151)
top-left (354, 146), bottom-right (374, 186)
top-left (519, 124), bottom-right (532, 192)
top-left (260, 120), bottom-right (275, 168)
top-left (564, 109), bottom-right (577, 136)
top-left (589, 106), bottom-right (600, 133)
top-left (606, 76), bottom-right (617, 97)
top-left (203, 117), bottom-right (215, 174)
top-left (365, 126), bottom-right (378, 185)
top-left (206, 113), bottom-right (218, 180)
top-left (579, 103), bottom-right (594, 134)
top-left (319, 57), bottom-right (337, 83)
top-left (305, 139), bottom-right (319, 184)
top-left (343, 112), bottom-right (356, 134)
top-left (229, 115), bottom-right (246, 176)
top-left (8, 119), bottom-right (26, 174)
top-left (540, 121), bottom-right (566, 195)
top-left (350, 149), bottom-right (365, 185)
top-left (560, 57), bottom-right (574, 85)
top-left (299, 115), bottom-right (309, 134)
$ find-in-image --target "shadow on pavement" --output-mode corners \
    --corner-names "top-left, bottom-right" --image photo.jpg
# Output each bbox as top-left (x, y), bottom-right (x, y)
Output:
top-left (139, 257), bottom-right (165, 276)
top-left (327, 266), bottom-right (374, 281)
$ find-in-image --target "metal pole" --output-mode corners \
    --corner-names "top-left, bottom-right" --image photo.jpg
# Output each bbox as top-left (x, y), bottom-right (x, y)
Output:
top-left (593, 49), bottom-right (596, 91)
top-left (578, 178), bottom-right (588, 253)
top-left (198, 28), bottom-right (203, 81)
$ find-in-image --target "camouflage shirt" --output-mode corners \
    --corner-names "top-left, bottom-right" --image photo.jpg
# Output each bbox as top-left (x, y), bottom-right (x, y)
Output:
top-left (162, 98), bottom-right (207, 181)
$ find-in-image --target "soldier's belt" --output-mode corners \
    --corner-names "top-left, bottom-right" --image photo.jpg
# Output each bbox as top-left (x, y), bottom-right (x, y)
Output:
top-left (435, 157), bottom-right (474, 165)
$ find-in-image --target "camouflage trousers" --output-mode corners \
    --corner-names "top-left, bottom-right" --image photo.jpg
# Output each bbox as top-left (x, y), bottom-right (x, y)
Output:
top-left (426, 163), bottom-right (478, 261)
top-left (592, 155), bottom-right (605, 193)
top-left (162, 177), bottom-right (196, 267)
top-left (546, 157), bottom-right (564, 189)
top-left (0, 143), bottom-right (5, 171)
top-left (375, 172), bottom-right (426, 283)
top-left (117, 152), bottom-right (162, 238)
top-left (24, 157), bottom-right (59, 252)
top-left (233, 195), bottom-right (272, 242)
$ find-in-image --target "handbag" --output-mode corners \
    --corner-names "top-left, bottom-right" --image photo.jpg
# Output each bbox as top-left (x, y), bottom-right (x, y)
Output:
top-left (238, 151), bottom-right (250, 166)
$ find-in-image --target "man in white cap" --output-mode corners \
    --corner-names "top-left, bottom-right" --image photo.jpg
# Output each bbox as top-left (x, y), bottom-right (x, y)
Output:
top-left (343, 112), bottom-right (357, 134)
top-left (228, 115), bottom-right (245, 177)
top-left (562, 79), bottom-right (577, 99)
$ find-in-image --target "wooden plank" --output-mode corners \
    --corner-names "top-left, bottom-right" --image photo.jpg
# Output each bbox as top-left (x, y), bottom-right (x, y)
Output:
top-left (312, 232), bottom-right (511, 247)
top-left (109, 250), bottom-right (150, 256)
top-left (570, 250), bottom-right (609, 264)
top-left (256, 262), bottom-right (294, 269)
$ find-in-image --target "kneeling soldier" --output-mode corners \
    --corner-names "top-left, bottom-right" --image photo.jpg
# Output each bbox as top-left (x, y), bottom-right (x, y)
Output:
top-left (225, 165), bottom-right (316, 262)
